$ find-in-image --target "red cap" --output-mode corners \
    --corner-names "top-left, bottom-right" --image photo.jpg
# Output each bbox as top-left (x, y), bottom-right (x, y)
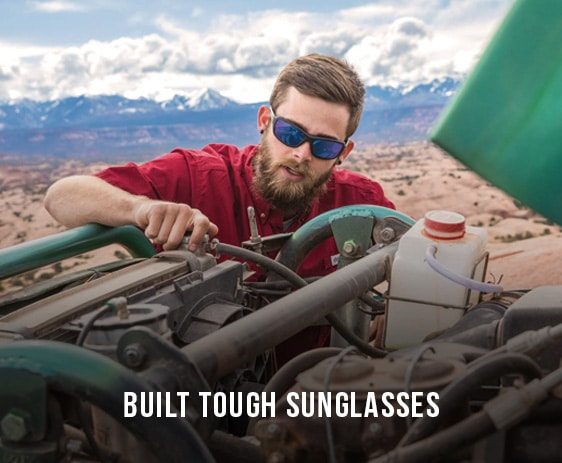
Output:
top-left (424, 210), bottom-right (466, 240)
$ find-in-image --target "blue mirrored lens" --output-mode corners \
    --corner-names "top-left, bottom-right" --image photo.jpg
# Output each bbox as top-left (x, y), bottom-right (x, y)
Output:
top-left (274, 118), bottom-right (305, 147)
top-left (311, 139), bottom-right (343, 160)
top-left (272, 116), bottom-right (344, 160)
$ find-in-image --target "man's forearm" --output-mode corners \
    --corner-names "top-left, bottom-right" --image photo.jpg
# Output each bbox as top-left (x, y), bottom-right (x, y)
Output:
top-left (45, 175), bottom-right (219, 250)
top-left (44, 175), bottom-right (144, 228)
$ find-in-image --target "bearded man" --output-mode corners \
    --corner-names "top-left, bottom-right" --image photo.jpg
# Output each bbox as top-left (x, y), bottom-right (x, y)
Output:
top-left (44, 53), bottom-right (394, 363)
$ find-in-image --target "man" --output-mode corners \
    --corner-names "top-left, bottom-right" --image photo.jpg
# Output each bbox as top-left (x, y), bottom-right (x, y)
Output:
top-left (44, 53), bottom-right (394, 363)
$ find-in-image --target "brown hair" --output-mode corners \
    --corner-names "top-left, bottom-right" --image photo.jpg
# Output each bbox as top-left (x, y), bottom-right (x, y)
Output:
top-left (269, 54), bottom-right (365, 138)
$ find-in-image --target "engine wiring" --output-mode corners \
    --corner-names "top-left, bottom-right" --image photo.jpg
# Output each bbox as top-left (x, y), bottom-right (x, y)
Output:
top-left (211, 239), bottom-right (388, 358)
top-left (323, 346), bottom-right (360, 463)
top-left (75, 296), bottom-right (129, 347)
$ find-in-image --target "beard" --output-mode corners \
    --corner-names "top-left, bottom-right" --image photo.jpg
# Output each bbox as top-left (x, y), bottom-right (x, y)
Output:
top-left (252, 139), bottom-right (335, 216)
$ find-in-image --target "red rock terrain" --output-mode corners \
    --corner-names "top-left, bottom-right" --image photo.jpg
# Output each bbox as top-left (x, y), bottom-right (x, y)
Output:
top-left (1, 142), bottom-right (561, 295)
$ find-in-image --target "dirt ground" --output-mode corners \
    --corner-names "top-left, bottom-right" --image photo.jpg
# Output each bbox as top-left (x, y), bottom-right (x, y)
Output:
top-left (1, 142), bottom-right (561, 295)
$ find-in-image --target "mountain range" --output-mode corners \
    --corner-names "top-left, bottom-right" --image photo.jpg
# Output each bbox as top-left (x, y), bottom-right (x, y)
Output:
top-left (0, 78), bottom-right (461, 161)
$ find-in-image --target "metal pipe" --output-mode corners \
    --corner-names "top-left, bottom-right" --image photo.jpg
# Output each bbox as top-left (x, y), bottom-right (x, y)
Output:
top-left (275, 205), bottom-right (414, 272)
top-left (182, 242), bottom-right (397, 384)
top-left (0, 224), bottom-right (156, 280)
top-left (0, 340), bottom-right (213, 463)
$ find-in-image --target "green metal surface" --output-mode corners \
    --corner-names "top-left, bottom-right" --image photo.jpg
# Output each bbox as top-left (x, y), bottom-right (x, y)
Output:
top-left (276, 204), bottom-right (415, 272)
top-left (0, 224), bottom-right (156, 280)
top-left (330, 215), bottom-right (378, 346)
top-left (0, 340), bottom-right (213, 462)
top-left (430, 0), bottom-right (562, 226)
top-left (331, 215), bottom-right (375, 266)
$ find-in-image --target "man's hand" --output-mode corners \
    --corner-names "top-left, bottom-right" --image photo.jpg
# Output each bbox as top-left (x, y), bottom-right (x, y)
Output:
top-left (44, 175), bottom-right (218, 251)
top-left (133, 200), bottom-right (219, 251)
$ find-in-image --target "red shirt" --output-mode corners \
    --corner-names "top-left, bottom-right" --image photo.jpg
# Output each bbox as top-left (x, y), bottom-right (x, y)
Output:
top-left (96, 143), bottom-right (394, 276)
top-left (95, 144), bottom-right (395, 364)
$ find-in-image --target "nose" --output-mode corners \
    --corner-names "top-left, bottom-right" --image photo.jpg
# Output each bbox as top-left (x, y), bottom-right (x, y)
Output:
top-left (292, 141), bottom-right (313, 162)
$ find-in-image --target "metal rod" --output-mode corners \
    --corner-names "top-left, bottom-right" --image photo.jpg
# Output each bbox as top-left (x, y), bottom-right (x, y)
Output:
top-left (0, 224), bottom-right (156, 280)
top-left (247, 206), bottom-right (261, 244)
top-left (182, 242), bottom-right (397, 384)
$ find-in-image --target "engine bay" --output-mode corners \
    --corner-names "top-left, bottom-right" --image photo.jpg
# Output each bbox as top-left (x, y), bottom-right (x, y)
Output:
top-left (1, 205), bottom-right (561, 463)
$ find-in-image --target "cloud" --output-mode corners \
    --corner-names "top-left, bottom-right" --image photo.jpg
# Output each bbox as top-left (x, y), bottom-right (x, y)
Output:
top-left (299, 30), bottom-right (362, 57)
top-left (0, 2), bottom-right (513, 103)
top-left (346, 17), bottom-right (434, 86)
top-left (29, 1), bottom-right (85, 13)
top-left (191, 7), bottom-right (204, 18)
top-left (0, 67), bottom-right (15, 82)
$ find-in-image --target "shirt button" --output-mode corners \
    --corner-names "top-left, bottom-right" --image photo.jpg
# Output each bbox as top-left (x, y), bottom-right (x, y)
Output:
top-left (260, 213), bottom-right (266, 219)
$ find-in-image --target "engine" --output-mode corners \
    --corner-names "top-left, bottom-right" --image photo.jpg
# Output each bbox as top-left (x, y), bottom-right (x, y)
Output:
top-left (0, 205), bottom-right (561, 463)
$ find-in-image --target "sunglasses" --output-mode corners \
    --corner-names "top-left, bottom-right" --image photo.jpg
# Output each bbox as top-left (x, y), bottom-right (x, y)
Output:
top-left (269, 109), bottom-right (347, 160)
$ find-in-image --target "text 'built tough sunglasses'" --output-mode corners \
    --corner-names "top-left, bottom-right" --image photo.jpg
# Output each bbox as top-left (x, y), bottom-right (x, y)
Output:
top-left (269, 108), bottom-right (347, 160)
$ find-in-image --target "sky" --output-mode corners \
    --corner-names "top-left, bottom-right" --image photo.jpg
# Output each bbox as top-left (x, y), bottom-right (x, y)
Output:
top-left (0, 0), bottom-right (515, 104)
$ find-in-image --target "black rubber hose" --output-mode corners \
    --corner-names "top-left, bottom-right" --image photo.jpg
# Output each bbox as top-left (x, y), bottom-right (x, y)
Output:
top-left (75, 303), bottom-right (114, 346)
top-left (368, 410), bottom-right (496, 463)
top-left (214, 241), bottom-right (311, 288)
top-left (246, 347), bottom-right (342, 435)
top-left (185, 242), bottom-right (395, 385)
top-left (426, 301), bottom-right (506, 350)
top-left (398, 352), bottom-right (543, 446)
top-left (214, 241), bottom-right (387, 358)
top-left (246, 279), bottom-right (385, 314)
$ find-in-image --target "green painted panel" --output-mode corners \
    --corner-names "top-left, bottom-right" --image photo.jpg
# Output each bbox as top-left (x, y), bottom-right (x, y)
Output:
top-left (431, 0), bottom-right (562, 225)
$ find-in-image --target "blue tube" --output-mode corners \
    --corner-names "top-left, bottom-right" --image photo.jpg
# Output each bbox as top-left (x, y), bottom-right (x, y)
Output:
top-left (425, 244), bottom-right (503, 293)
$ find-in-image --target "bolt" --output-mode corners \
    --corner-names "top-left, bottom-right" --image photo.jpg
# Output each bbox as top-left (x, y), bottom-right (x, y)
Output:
top-left (267, 451), bottom-right (286, 463)
top-left (342, 240), bottom-right (359, 256)
top-left (266, 423), bottom-right (281, 437)
top-left (180, 235), bottom-right (191, 250)
top-left (1, 411), bottom-right (29, 442)
top-left (380, 227), bottom-right (396, 242)
top-left (66, 438), bottom-right (84, 454)
top-left (367, 421), bottom-right (382, 436)
top-left (123, 343), bottom-right (146, 368)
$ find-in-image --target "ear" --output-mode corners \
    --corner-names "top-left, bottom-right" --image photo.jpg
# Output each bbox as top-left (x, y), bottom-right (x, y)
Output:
top-left (257, 105), bottom-right (270, 134)
top-left (338, 139), bottom-right (355, 163)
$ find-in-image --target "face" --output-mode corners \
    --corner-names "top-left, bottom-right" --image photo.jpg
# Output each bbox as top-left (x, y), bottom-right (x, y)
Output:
top-left (253, 87), bottom-right (355, 215)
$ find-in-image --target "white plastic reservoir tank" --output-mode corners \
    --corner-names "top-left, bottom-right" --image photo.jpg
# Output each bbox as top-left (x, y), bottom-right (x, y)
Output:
top-left (383, 210), bottom-right (489, 350)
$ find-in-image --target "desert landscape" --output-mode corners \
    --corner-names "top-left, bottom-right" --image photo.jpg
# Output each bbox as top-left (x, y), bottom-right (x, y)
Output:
top-left (1, 141), bottom-right (561, 296)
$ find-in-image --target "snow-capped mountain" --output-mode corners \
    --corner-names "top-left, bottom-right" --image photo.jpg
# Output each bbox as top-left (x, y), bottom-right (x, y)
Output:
top-left (0, 79), bottom-right (460, 131)
top-left (0, 78), bottom-right (462, 159)
top-left (158, 89), bottom-right (238, 112)
top-left (364, 77), bottom-right (462, 110)
top-left (187, 88), bottom-right (238, 111)
top-left (0, 90), bottom-right (240, 130)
